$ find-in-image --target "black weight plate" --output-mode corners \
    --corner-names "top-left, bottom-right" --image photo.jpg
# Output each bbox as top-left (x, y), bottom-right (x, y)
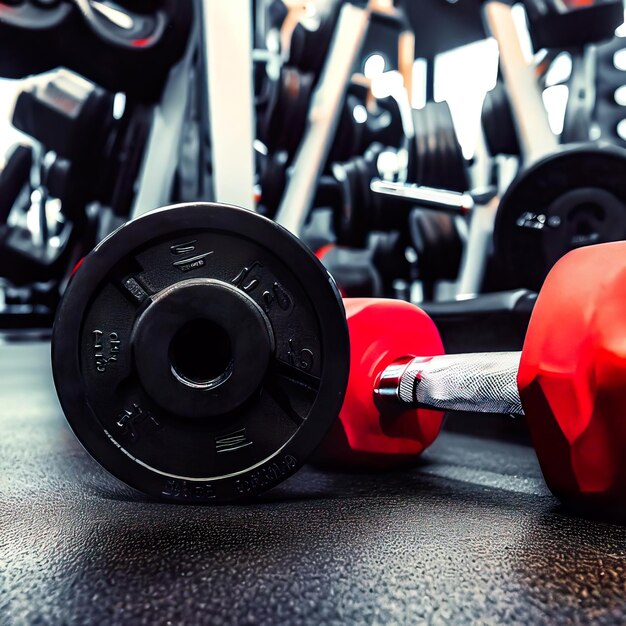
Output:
top-left (410, 101), bottom-right (467, 191)
top-left (329, 155), bottom-right (373, 246)
top-left (52, 203), bottom-right (349, 503)
top-left (494, 143), bottom-right (626, 291)
top-left (343, 159), bottom-right (364, 246)
top-left (363, 143), bottom-right (386, 230)
top-left (411, 104), bottom-right (428, 183)
top-left (481, 82), bottom-right (520, 157)
top-left (355, 154), bottom-right (375, 234)
top-left (328, 92), bottom-right (363, 164)
top-left (287, 0), bottom-right (341, 76)
top-left (409, 208), bottom-right (463, 282)
top-left (524, 0), bottom-right (622, 50)
top-left (332, 159), bottom-right (360, 247)
top-left (261, 67), bottom-right (313, 158)
top-left (435, 102), bottom-right (468, 192)
top-left (259, 151), bottom-right (288, 218)
top-left (0, 1), bottom-right (192, 102)
top-left (0, 144), bottom-right (32, 225)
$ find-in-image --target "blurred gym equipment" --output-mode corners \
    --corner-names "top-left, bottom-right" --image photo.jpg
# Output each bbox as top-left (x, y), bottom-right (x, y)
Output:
top-left (0, 0), bottom-right (625, 345)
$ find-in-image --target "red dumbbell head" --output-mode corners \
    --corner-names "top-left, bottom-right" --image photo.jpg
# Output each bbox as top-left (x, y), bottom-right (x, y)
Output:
top-left (318, 298), bottom-right (445, 468)
top-left (518, 241), bottom-right (626, 515)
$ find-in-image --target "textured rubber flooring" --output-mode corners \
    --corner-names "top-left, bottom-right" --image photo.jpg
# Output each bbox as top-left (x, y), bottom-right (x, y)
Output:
top-left (1, 341), bottom-right (626, 625)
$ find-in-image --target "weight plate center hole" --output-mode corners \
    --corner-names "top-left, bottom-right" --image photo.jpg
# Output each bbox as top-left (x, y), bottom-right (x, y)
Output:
top-left (569, 203), bottom-right (605, 226)
top-left (169, 319), bottom-right (233, 390)
top-left (568, 203), bottom-right (605, 245)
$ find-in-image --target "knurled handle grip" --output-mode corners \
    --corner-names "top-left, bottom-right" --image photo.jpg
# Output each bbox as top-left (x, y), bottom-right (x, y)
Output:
top-left (377, 352), bottom-right (524, 415)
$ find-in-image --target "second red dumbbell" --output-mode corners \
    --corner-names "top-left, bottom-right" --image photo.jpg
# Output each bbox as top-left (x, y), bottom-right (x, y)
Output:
top-left (322, 242), bottom-right (626, 517)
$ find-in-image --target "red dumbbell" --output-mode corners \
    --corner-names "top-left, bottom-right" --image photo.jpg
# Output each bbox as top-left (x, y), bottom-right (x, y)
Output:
top-left (321, 242), bottom-right (626, 516)
top-left (53, 202), bottom-right (626, 512)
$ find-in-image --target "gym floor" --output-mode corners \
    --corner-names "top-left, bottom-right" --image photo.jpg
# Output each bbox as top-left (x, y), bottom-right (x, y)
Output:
top-left (2, 341), bottom-right (626, 625)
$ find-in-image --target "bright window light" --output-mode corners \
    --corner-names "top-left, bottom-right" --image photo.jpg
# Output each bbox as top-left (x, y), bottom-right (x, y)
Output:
top-left (352, 103), bottom-right (367, 124)
top-left (616, 10), bottom-right (626, 37)
top-left (542, 84), bottom-right (569, 135)
top-left (614, 49), bottom-right (626, 71)
top-left (434, 38), bottom-right (499, 158)
top-left (616, 85), bottom-right (626, 106)
top-left (363, 53), bottom-right (386, 79)
top-left (544, 53), bottom-right (572, 87)
top-left (412, 58), bottom-right (427, 109)
top-left (371, 70), bottom-right (404, 100)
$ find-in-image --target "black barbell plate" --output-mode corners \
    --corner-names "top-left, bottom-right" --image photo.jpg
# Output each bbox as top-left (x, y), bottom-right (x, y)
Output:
top-left (52, 202), bottom-right (349, 503)
top-left (494, 143), bottom-right (626, 290)
top-left (481, 82), bottom-right (520, 157)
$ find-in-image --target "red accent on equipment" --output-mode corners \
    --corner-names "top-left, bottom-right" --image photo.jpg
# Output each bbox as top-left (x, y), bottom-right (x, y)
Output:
top-left (315, 243), bottom-right (336, 262)
top-left (519, 241), bottom-right (626, 510)
top-left (320, 298), bottom-right (445, 468)
top-left (315, 244), bottom-right (347, 298)
top-left (70, 257), bottom-right (85, 278)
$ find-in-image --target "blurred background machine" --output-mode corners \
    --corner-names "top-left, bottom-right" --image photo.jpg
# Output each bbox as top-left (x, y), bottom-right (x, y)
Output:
top-left (0, 0), bottom-right (624, 350)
